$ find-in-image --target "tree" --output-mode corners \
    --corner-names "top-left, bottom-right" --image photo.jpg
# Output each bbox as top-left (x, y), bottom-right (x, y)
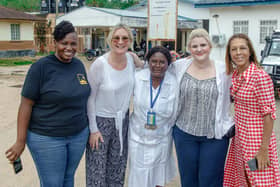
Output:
top-left (0, 0), bottom-right (40, 11)
top-left (35, 21), bottom-right (51, 53)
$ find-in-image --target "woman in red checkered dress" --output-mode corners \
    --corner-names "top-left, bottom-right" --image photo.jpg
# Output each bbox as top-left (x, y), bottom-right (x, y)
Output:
top-left (224, 33), bottom-right (280, 186)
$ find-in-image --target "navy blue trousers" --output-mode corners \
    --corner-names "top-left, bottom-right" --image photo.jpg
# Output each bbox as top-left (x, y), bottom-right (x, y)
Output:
top-left (173, 125), bottom-right (229, 187)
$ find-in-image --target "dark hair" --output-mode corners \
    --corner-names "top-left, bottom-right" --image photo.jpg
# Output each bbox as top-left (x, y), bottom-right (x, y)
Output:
top-left (145, 46), bottom-right (172, 65)
top-left (225, 33), bottom-right (260, 75)
top-left (53, 21), bottom-right (75, 41)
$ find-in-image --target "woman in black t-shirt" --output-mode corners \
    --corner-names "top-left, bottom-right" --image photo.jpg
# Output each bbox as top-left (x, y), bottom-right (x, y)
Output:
top-left (5, 21), bottom-right (90, 186)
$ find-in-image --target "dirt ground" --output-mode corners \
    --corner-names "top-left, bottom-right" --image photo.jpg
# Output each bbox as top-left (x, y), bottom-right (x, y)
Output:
top-left (0, 57), bottom-right (279, 187)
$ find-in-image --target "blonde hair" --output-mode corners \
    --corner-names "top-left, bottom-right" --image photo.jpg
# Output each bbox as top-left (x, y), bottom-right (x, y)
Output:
top-left (187, 28), bottom-right (212, 50)
top-left (106, 23), bottom-right (134, 49)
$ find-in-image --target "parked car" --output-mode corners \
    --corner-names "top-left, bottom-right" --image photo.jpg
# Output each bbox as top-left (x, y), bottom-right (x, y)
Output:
top-left (261, 29), bottom-right (280, 97)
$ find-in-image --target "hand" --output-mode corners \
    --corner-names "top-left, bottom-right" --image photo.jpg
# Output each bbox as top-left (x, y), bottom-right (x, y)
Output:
top-left (5, 141), bottom-right (25, 163)
top-left (88, 132), bottom-right (104, 150)
top-left (128, 51), bottom-right (144, 68)
top-left (255, 147), bottom-right (270, 170)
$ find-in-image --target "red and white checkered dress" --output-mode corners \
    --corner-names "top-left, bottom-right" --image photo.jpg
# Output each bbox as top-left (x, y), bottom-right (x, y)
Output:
top-left (224, 63), bottom-right (280, 187)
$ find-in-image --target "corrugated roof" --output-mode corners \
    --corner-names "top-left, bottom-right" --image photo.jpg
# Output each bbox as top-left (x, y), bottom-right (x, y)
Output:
top-left (195, 0), bottom-right (280, 8)
top-left (57, 6), bottom-right (198, 28)
top-left (90, 6), bottom-right (196, 21)
top-left (90, 7), bottom-right (146, 18)
top-left (0, 6), bottom-right (45, 21)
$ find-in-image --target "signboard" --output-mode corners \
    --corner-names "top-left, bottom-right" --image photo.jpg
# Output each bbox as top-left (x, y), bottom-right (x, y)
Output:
top-left (148, 0), bottom-right (178, 40)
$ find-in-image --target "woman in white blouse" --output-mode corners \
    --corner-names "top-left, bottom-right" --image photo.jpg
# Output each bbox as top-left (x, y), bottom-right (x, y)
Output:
top-left (86, 23), bottom-right (143, 187)
top-left (171, 28), bottom-right (233, 187)
top-left (128, 46), bottom-right (178, 187)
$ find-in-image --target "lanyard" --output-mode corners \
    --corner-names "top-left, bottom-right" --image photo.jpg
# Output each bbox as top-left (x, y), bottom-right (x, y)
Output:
top-left (150, 76), bottom-right (164, 109)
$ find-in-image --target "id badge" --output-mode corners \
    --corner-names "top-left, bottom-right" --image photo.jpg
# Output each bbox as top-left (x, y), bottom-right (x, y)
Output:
top-left (145, 111), bottom-right (157, 130)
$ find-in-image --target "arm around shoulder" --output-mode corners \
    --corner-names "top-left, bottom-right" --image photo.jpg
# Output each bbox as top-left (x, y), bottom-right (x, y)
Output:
top-left (128, 51), bottom-right (145, 68)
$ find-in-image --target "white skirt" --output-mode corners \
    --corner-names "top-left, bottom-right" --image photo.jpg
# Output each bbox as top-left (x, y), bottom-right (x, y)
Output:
top-left (128, 134), bottom-right (177, 187)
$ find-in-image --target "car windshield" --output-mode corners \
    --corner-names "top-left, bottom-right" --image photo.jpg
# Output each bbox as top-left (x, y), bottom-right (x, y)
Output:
top-left (268, 40), bottom-right (280, 56)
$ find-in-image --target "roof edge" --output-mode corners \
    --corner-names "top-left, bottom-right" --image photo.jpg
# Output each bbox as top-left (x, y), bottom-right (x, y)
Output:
top-left (195, 0), bottom-right (280, 8)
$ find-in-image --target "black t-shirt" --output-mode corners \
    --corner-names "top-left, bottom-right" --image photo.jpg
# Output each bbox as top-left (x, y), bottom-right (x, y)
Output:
top-left (22, 55), bottom-right (90, 137)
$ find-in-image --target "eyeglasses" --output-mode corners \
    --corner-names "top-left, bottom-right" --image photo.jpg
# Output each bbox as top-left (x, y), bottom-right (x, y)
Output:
top-left (112, 36), bottom-right (130, 43)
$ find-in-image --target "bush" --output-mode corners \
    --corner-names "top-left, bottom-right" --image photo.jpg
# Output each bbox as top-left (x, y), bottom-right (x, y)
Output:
top-left (0, 58), bottom-right (34, 66)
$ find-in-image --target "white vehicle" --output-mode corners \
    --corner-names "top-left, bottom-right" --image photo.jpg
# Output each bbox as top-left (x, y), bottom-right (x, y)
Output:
top-left (261, 30), bottom-right (280, 97)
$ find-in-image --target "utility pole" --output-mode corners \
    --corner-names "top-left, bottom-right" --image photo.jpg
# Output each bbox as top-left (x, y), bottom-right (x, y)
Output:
top-left (55, 0), bottom-right (59, 26)
top-left (56, 0), bottom-right (59, 18)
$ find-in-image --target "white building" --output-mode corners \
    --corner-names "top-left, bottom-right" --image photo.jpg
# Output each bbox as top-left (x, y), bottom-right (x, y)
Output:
top-left (195, 0), bottom-right (280, 61)
top-left (0, 6), bottom-right (45, 57)
top-left (128, 0), bottom-right (209, 51)
top-left (56, 5), bottom-right (201, 52)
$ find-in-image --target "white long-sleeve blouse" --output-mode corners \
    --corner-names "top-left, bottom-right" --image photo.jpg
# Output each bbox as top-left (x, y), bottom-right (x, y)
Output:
top-left (87, 52), bottom-right (135, 153)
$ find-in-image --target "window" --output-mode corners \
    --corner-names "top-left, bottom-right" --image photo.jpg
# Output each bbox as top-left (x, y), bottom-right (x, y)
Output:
top-left (260, 20), bottom-right (278, 43)
top-left (233, 20), bottom-right (248, 35)
top-left (11, 24), bottom-right (20, 40)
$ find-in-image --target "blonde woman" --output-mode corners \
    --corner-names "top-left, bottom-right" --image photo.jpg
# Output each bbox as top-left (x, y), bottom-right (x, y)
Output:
top-left (171, 28), bottom-right (234, 187)
top-left (86, 24), bottom-right (143, 186)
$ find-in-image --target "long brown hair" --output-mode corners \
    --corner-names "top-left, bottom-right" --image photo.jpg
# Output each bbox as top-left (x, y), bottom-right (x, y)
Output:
top-left (225, 33), bottom-right (260, 75)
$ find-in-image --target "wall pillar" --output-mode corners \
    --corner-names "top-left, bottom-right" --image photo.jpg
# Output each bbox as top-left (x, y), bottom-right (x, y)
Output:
top-left (182, 31), bottom-right (186, 52)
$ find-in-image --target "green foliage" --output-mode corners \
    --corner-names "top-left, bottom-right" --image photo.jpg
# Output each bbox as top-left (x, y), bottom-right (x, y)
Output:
top-left (0, 59), bottom-right (34, 66)
top-left (85, 0), bottom-right (138, 9)
top-left (35, 21), bottom-right (52, 53)
top-left (36, 52), bottom-right (48, 56)
top-left (0, 0), bottom-right (40, 11)
top-left (0, 0), bottom-right (138, 11)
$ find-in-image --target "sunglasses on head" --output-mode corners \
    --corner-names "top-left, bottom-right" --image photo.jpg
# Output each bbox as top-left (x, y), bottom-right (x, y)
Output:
top-left (112, 36), bottom-right (130, 43)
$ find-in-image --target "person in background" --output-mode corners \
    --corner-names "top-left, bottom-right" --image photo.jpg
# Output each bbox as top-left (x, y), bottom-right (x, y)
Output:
top-left (170, 50), bottom-right (180, 62)
top-left (223, 33), bottom-right (280, 186)
top-left (128, 46), bottom-right (178, 187)
top-left (86, 23), bottom-right (143, 187)
top-left (171, 28), bottom-right (234, 187)
top-left (140, 39), bottom-right (146, 50)
top-left (133, 41), bottom-right (138, 51)
top-left (5, 20), bottom-right (90, 187)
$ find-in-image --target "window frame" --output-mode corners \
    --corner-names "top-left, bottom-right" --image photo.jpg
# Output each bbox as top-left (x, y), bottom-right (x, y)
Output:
top-left (233, 20), bottom-right (249, 35)
top-left (259, 20), bottom-right (278, 44)
top-left (10, 24), bottom-right (21, 41)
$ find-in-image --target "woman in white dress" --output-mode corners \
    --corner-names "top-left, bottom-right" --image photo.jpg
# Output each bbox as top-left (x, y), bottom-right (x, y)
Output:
top-left (128, 46), bottom-right (178, 187)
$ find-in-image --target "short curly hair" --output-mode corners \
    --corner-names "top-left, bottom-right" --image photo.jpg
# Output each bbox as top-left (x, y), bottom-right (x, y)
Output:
top-left (53, 21), bottom-right (75, 41)
top-left (145, 46), bottom-right (172, 65)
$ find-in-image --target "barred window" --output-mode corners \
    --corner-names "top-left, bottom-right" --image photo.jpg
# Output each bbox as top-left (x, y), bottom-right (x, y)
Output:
top-left (233, 20), bottom-right (248, 35)
top-left (11, 24), bottom-right (20, 40)
top-left (260, 20), bottom-right (277, 43)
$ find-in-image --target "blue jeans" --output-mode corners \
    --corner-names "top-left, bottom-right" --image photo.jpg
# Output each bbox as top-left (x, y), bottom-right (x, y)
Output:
top-left (173, 125), bottom-right (229, 187)
top-left (27, 127), bottom-right (89, 187)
